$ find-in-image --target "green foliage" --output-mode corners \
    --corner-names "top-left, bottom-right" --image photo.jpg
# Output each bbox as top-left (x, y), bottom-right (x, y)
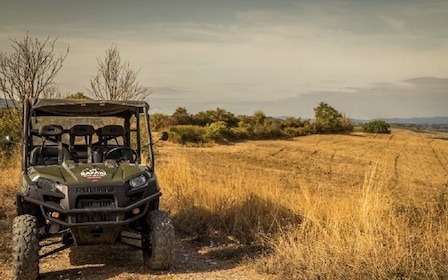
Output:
top-left (253, 118), bottom-right (285, 139)
top-left (341, 116), bottom-right (354, 132)
top-left (171, 107), bottom-right (192, 125)
top-left (230, 122), bottom-right (252, 140)
top-left (253, 110), bottom-right (267, 125)
top-left (314, 102), bottom-right (342, 133)
top-left (362, 120), bottom-right (391, 134)
top-left (65, 92), bottom-right (90, 99)
top-left (193, 108), bottom-right (238, 127)
top-left (150, 113), bottom-right (170, 131)
top-left (282, 117), bottom-right (314, 137)
top-left (0, 109), bottom-right (21, 166)
top-left (282, 117), bottom-right (303, 128)
top-left (169, 125), bottom-right (205, 144)
top-left (203, 121), bottom-right (234, 143)
top-left (283, 127), bottom-right (311, 137)
top-left (150, 102), bottom-right (354, 144)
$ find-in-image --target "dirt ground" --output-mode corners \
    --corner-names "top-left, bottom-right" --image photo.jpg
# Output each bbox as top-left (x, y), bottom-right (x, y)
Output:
top-left (0, 232), bottom-right (275, 280)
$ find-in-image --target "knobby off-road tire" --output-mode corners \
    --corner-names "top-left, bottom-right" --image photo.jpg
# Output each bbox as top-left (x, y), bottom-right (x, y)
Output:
top-left (143, 210), bottom-right (175, 270)
top-left (12, 214), bottom-right (40, 280)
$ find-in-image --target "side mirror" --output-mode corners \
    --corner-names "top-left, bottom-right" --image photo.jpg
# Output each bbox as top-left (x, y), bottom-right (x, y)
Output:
top-left (152, 132), bottom-right (169, 145)
top-left (4, 135), bottom-right (14, 146)
top-left (160, 131), bottom-right (169, 141)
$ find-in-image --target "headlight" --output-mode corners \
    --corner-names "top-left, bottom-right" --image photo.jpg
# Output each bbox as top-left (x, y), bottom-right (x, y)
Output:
top-left (129, 175), bottom-right (147, 189)
top-left (36, 177), bottom-right (57, 191)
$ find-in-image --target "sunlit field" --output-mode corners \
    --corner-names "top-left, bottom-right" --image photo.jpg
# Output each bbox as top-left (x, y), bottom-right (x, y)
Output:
top-left (1, 128), bottom-right (448, 279)
top-left (157, 128), bottom-right (448, 279)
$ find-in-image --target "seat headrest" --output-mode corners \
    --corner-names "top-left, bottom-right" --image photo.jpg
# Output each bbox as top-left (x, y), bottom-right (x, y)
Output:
top-left (39, 125), bottom-right (63, 136)
top-left (70, 125), bottom-right (94, 136)
top-left (98, 125), bottom-right (125, 137)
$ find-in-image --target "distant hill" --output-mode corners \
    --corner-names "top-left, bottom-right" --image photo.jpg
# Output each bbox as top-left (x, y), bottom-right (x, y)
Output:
top-left (0, 98), bottom-right (18, 108)
top-left (0, 98), bottom-right (19, 108)
top-left (377, 117), bottom-right (448, 125)
top-left (352, 117), bottom-right (448, 125)
top-left (349, 117), bottom-right (448, 133)
top-left (278, 116), bottom-right (448, 125)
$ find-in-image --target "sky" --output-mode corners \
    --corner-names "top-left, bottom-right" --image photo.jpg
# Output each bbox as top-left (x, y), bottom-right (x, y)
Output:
top-left (0, 0), bottom-right (447, 119)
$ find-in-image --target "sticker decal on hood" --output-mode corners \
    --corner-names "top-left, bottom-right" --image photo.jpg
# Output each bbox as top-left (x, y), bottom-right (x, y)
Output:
top-left (81, 168), bottom-right (107, 180)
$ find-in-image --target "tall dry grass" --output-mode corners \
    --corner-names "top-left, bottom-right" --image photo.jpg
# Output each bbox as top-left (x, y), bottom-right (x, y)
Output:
top-left (0, 164), bottom-right (21, 265)
top-left (157, 151), bottom-right (301, 243)
top-left (158, 149), bottom-right (448, 279)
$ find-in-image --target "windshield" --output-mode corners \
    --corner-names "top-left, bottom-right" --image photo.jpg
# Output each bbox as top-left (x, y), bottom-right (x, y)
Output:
top-left (26, 114), bottom-right (148, 166)
top-left (23, 99), bottom-right (154, 169)
top-left (31, 116), bottom-right (126, 146)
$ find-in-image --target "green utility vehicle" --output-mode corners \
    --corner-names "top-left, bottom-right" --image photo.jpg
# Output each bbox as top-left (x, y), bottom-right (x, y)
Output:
top-left (10, 99), bottom-right (174, 280)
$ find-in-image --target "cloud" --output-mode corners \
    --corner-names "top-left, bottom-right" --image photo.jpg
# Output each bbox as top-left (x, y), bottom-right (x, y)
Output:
top-left (1, 1), bottom-right (448, 120)
top-left (404, 77), bottom-right (448, 90)
top-left (203, 76), bottom-right (448, 119)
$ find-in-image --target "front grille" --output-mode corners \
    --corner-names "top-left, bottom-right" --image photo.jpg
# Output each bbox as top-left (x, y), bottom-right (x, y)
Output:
top-left (78, 198), bottom-right (115, 208)
top-left (76, 197), bottom-right (117, 223)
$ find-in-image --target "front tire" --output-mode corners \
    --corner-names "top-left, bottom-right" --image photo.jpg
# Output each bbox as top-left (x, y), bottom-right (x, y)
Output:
top-left (143, 210), bottom-right (175, 270)
top-left (12, 214), bottom-right (40, 280)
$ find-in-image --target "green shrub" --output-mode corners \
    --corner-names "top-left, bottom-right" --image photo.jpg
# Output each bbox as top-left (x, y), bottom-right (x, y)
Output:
top-left (203, 121), bottom-right (234, 143)
top-left (313, 102), bottom-right (353, 133)
top-left (284, 127), bottom-right (312, 137)
top-left (314, 102), bottom-right (343, 133)
top-left (252, 118), bottom-right (285, 139)
top-left (0, 109), bottom-right (21, 166)
top-left (150, 113), bottom-right (170, 130)
top-left (169, 125), bottom-right (205, 144)
top-left (230, 123), bottom-right (252, 140)
top-left (363, 120), bottom-right (391, 134)
top-left (341, 115), bottom-right (354, 132)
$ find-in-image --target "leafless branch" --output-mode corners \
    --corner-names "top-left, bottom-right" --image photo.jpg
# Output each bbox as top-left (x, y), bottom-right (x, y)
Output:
top-left (0, 33), bottom-right (69, 109)
top-left (88, 45), bottom-right (149, 101)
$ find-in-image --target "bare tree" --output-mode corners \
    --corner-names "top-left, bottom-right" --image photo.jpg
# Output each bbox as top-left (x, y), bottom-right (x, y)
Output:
top-left (0, 33), bottom-right (69, 109)
top-left (41, 84), bottom-right (65, 99)
top-left (89, 45), bottom-right (149, 101)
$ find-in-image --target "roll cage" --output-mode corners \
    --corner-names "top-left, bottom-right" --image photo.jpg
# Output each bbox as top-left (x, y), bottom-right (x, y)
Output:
top-left (22, 99), bottom-right (155, 171)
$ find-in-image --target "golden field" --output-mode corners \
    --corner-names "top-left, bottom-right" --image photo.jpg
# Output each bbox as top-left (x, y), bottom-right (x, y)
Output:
top-left (157, 128), bottom-right (448, 279)
top-left (1, 127), bottom-right (448, 279)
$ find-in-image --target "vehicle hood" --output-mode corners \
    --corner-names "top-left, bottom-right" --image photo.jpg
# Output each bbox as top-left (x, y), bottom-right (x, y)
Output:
top-left (27, 160), bottom-right (147, 185)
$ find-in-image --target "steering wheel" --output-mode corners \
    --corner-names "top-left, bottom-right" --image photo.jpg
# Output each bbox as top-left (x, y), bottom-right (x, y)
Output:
top-left (105, 147), bottom-right (139, 163)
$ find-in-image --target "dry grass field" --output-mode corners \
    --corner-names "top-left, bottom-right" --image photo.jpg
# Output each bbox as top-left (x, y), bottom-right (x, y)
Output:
top-left (1, 127), bottom-right (448, 279)
top-left (157, 128), bottom-right (448, 279)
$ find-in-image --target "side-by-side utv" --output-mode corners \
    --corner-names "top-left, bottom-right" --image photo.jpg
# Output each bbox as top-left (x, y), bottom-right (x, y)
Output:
top-left (10, 99), bottom-right (174, 280)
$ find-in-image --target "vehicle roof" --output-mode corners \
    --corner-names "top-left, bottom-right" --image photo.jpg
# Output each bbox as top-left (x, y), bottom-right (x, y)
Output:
top-left (30, 98), bottom-right (149, 117)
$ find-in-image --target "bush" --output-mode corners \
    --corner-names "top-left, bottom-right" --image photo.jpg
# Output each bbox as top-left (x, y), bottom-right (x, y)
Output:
top-left (313, 102), bottom-right (353, 133)
top-left (314, 102), bottom-right (343, 133)
top-left (203, 121), bottom-right (234, 143)
top-left (169, 125), bottom-right (205, 144)
top-left (230, 124), bottom-right (252, 140)
top-left (363, 120), bottom-right (391, 134)
top-left (283, 127), bottom-right (312, 137)
top-left (253, 119), bottom-right (285, 139)
top-left (150, 113), bottom-right (170, 130)
top-left (0, 109), bottom-right (21, 166)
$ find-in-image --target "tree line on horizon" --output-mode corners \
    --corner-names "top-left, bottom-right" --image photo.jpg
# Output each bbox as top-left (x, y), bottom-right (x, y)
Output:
top-left (149, 102), bottom-right (358, 144)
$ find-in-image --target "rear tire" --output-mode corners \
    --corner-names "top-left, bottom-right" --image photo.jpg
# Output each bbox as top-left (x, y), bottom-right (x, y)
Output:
top-left (143, 210), bottom-right (175, 270)
top-left (12, 214), bottom-right (40, 280)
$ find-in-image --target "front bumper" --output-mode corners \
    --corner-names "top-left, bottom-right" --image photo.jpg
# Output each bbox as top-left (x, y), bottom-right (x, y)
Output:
top-left (19, 191), bottom-right (161, 228)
